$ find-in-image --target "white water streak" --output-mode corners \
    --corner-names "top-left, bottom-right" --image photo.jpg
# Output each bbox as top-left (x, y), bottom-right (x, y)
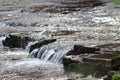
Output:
top-left (28, 44), bottom-right (70, 63)
top-left (25, 41), bottom-right (37, 52)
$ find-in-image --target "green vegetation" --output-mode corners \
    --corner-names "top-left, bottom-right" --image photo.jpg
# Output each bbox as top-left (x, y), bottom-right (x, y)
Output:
top-left (110, 0), bottom-right (120, 5)
top-left (112, 74), bottom-right (120, 80)
top-left (108, 0), bottom-right (120, 8)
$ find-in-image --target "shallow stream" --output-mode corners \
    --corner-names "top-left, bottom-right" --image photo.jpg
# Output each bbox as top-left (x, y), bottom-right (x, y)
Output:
top-left (0, 0), bottom-right (120, 80)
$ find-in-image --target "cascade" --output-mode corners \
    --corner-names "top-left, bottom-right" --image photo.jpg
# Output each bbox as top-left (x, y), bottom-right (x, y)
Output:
top-left (25, 41), bottom-right (37, 52)
top-left (0, 36), bottom-right (6, 48)
top-left (27, 43), bottom-right (70, 63)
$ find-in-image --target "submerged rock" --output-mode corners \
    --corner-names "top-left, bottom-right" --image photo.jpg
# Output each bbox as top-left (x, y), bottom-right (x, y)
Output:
top-left (2, 33), bottom-right (31, 49)
top-left (29, 39), bottom-right (56, 53)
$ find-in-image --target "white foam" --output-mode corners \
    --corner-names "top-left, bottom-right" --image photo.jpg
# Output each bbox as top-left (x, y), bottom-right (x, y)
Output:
top-left (0, 36), bottom-right (6, 48)
top-left (28, 45), bottom-right (71, 63)
top-left (6, 58), bottom-right (63, 72)
top-left (0, 22), bottom-right (6, 27)
top-left (7, 50), bottom-right (28, 55)
top-left (92, 17), bottom-right (119, 25)
top-left (25, 41), bottom-right (37, 52)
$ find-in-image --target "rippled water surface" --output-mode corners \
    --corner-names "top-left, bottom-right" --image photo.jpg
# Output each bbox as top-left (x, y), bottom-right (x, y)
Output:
top-left (0, 0), bottom-right (120, 80)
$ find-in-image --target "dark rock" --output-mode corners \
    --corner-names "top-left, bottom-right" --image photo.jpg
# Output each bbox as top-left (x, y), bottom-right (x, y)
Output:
top-left (63, 56), bottom-right (108, 77)
top-left (74, 45), bottom-right (100, 54)
top-left (83, 52), bottom-right (120, 68)
top-left (107, 71), bottom-right (116, 80)
top-left (63, 56), bottom-right (79, 67)
top-left (7, 22), bottom-right (28, 27)
top-left (103, 71), bottom-right (120, 80)
top-left (63, 43), bottom-right (120, 78)
top-left (96, 43), bottom-right (120, 52)
top-left (97, 43), bottom-right (120, 48)
top-left (67, 45), bottom-right (100, 55)
top-left (2, 34), bottom-right (31, 48)
top-left (27, 0), bottom-right (105, 14)
top-left (67, 78), bottom-right (76, 80)
top-left (29, 39), bottom-right (56, 53)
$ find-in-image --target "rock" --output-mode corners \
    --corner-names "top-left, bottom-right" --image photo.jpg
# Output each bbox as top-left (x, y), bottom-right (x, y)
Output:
top-left (83, 52), bottom-right (120, 68)
top-left (96, 43), bottom-right (120, 52)
top-left (97, 43), bottom-right (120, 48)
top-left (63, 43), bottom-right (120, 78)
top-left (27, 0), bottom-right (104, 14)
top-left (2, 33), bottom-right (31, 48)
top-left (67, 45), bottom-right (100, 55)
top-left (103, 71), bottom-right (120, 80)
top-left (63, 55), bottom-right (108, 77)
top-left (63, 55), bottom-right (79, 67)
top-left (29, 39), bottom-right (56, 53)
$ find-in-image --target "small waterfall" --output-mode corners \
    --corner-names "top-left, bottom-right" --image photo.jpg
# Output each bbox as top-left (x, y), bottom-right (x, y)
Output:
top-left (28, 44), bottom-right (70, 63)
top-left (25, 41), bottom-right (37, 52)
top-left (0, 36), bottom-right (6, 48)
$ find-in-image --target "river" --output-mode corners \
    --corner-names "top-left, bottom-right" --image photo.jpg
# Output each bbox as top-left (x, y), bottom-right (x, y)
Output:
top-left (0, 0), bottom-right (120, 80)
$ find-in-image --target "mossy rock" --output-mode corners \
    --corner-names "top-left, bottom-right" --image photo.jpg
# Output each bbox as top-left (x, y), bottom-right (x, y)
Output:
top-left (62, 55), bottom-right (108, 77)
top-left (112, 74), bottom-right (120, 80)
top-left (29, 39), bottom-right (56, 53)
top-left (63, 60), bottom-right (108, 77)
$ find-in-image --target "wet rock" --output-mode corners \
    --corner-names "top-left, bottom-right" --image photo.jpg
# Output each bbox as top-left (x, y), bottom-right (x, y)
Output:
top-left (97, 43), bottom-right (120, 48)
top-left (103, 71), bottom-right (120, 80)
top-left (27, 0), bottom-right (104, 14)
top-left (83, 52), bottom-right (120, 68)
top-left (7, 22), bottom-right (28, 27)
top-left (29, 39), bottom-right (56, 53)
top-left (96, 43), bottom-right (120, 52)
top-left (2, 33), bottom-right (31, 48)
top-left (63, 43), bottom-right (120, 78)
top-left (51, 30), bottom-right (77, 36)
top-left (67, 45), bottom-right (100, 55)
top-left (63, 55), bottom-right (108, 77)
top-left (63, 55), bottom-right (79, 67)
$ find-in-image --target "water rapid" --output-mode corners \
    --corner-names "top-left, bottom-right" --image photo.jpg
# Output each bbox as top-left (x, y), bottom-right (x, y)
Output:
top-left (28, 44), bottom-right (71, 63)
top-left (0, 0), bottom-right (120, 79)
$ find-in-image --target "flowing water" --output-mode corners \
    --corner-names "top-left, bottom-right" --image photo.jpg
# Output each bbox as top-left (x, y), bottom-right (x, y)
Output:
top-left (0, 0), bottom-right (120, 80)
top-left (28, 44), bottom-right (71, 63)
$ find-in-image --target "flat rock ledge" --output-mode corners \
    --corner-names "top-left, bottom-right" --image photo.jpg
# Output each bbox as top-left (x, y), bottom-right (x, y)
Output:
top-left (63, 44), bottom-right (120, 78)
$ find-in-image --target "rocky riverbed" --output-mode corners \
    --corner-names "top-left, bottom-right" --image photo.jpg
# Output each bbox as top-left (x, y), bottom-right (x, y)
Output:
top-left (0, 0), bottom-right (120, 80)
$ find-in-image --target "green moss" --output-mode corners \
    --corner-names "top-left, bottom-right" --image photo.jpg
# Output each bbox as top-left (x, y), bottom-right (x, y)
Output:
top-left (110, 0), bottom-right (120, 5)
top-left (64, 62), bottom-right (108, 77)
top-left (112, 74), bottom-right (120, 80)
